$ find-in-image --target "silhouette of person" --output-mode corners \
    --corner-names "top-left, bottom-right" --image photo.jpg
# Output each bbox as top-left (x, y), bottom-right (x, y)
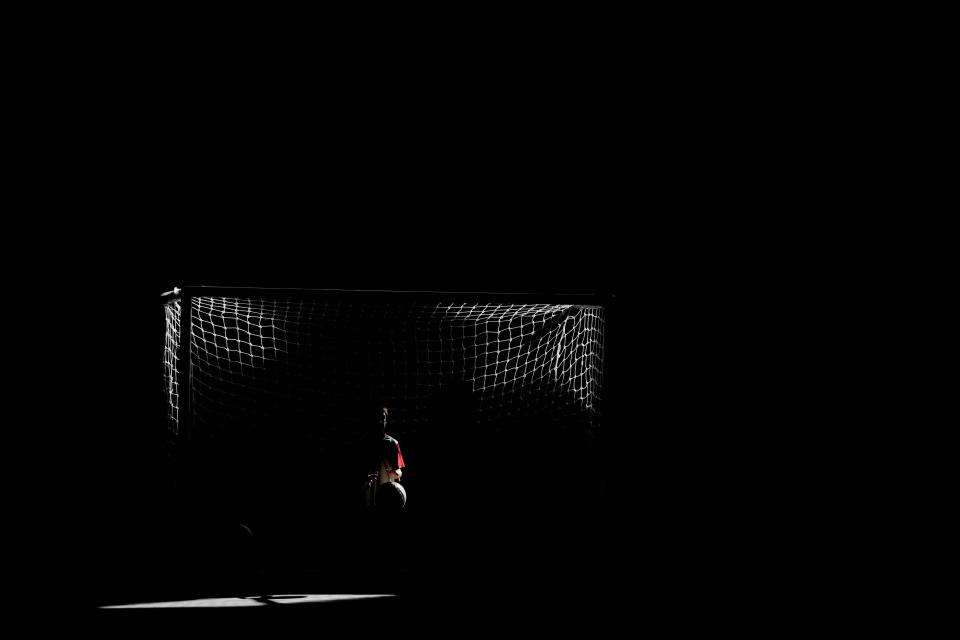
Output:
top-left (364, 407), bottom-right (405, 508)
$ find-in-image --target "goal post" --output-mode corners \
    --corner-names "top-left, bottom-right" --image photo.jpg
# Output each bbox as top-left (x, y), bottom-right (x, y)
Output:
top-left (161, 286), bottom-right (608, 513)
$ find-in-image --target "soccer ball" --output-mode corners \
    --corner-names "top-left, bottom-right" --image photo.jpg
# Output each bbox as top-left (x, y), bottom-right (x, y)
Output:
top-left (376, 481), bottom-right (406, 510)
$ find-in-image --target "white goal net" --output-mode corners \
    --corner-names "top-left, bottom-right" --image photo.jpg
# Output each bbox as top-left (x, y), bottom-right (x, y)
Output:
top-left (163, 295), bottom-right (604, 448)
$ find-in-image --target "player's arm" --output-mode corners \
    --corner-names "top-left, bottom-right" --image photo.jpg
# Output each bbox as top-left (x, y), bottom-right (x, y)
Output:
top-left (387, 442), bottom-right (404, 481)
top-left (385, 458), bottom-right (402, 481)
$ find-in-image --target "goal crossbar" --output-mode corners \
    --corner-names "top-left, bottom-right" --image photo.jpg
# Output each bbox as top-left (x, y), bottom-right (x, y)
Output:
top-left (161, 285), bottom-right (611, 307)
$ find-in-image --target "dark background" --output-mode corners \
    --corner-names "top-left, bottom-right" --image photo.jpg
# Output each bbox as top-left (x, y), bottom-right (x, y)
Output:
top-left (10, 33), bottom-right (859, 629)
top-left (8, 33), bottom-right (814, 630)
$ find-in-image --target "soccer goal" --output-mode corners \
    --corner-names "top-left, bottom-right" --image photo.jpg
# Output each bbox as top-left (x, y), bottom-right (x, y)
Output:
top-left (164, 287), bottom-right (604, 436)
top-left (162, 286), bottom-right (607, 514)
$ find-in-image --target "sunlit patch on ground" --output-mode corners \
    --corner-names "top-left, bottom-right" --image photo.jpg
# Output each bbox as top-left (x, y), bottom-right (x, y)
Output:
top-left (99, 594), bottom-right (396, 609)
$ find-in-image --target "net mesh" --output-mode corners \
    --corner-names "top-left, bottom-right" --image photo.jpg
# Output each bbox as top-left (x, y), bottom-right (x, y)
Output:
top-left (163, 296), bottom-right (604, 446)
top-left (163, 299), bottom-right (181, 435)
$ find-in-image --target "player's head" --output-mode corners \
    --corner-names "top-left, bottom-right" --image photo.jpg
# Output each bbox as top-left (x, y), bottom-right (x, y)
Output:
top-left (366, 407), bottom-right (388, 438)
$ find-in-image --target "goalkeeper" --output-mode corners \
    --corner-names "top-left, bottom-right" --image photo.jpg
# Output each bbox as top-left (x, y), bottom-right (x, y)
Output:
top-left (363, 407), bottom-right (405, 507)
